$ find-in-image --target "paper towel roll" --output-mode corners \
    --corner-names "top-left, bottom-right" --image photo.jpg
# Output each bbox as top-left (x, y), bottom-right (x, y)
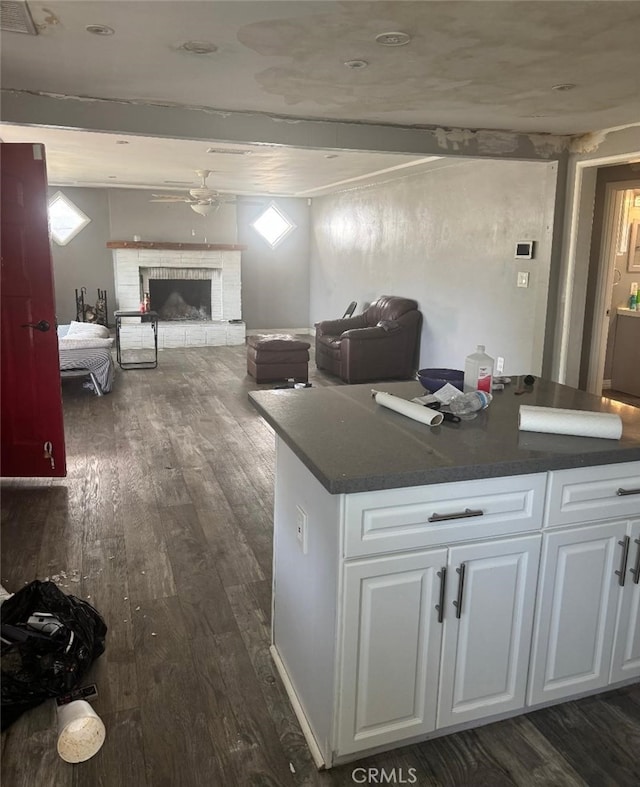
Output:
top-left (518, 405), bottom-right (622, 440)
top-left (372, 390), bottom-right (444, 426)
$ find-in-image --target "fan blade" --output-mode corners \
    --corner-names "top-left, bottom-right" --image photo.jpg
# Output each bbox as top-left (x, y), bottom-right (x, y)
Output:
top-left (150, 194), bottom-right (190, 202)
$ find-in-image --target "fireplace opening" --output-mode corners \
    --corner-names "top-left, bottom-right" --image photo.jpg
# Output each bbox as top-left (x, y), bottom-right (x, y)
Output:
top-left (149, 279), bottom-right (211, 321)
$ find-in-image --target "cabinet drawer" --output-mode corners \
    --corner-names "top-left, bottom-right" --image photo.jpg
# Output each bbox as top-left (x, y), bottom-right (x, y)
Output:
top-left (545, 461), bottom-right (640, 528)
top-left (343, 474), bottom-right (546, 557)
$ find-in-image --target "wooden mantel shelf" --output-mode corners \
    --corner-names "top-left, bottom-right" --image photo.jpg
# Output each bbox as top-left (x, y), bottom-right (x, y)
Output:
top-left (107, 241), bottom-right (247, 251)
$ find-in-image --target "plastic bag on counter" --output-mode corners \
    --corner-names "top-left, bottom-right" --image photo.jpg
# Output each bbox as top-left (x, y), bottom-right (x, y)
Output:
top-left (1, 580), bottom-right (107, 731)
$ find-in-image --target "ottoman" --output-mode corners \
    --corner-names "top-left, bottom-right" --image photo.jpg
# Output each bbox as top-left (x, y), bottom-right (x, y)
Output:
top-left (247, 334), bottom-right (311, 383)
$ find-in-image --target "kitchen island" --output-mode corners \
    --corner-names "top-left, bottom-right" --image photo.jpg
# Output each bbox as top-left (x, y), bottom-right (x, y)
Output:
top-left (249, 380), bottom-right (640, 768)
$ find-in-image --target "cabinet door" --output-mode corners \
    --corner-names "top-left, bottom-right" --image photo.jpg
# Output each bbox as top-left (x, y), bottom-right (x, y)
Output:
top-left (336, 548), bottom-right (447, 756)
top-left (437, 535), bottom-right (541, 729)
top-left (610, 520), bottom-right (640, 684)
top-left (528, 521), bottom-right (628, 706)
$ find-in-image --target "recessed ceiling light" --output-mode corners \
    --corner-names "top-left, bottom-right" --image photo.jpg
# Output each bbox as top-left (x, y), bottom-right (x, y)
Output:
top-left (180, 40), bottom-right (217, 55)
top-left (344, 59), bottom-right (368, 69)
top-left (86, 24), bottom-right (114, 36)
top-left (551, 83), bottom-right (577, 91)
top-left (375, 31), bottom-right (411, 47)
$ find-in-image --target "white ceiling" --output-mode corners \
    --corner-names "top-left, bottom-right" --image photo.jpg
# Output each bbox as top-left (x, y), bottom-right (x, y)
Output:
top-left (0, 123), bottom-right (442, 196)
top-left (2, 0), bottom-right (640, 195)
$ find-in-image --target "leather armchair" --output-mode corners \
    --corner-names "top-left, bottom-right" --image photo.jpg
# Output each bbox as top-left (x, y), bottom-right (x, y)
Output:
top-left (315, 295), bottom-right (422, 383)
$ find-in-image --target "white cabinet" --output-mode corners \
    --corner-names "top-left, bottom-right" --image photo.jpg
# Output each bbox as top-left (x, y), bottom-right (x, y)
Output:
top-left (544, 461), bottom-right (640, 528)
top-left (337, 549), bottom-right (446, 755)
top-left (610, 519), bottom-right (640, 684)
top-left (336, 535), bottom-right (541, 755)
top-left (528, 519), bottom-right (637, 705)
top-left (268, 442), bottom-right (640, 768)
top-left (437, 535), bottom-right (540, 728)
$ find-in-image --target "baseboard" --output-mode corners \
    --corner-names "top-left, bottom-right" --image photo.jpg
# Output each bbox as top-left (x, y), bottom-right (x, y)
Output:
top-left (269, 644), bottom-right (327, 769)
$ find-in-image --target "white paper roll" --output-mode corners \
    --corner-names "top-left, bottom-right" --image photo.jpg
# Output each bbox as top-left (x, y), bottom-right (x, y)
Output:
top-left (372, 390), bottom-right (444, 426)
top-left (518, 405), bottom-right (622, 440)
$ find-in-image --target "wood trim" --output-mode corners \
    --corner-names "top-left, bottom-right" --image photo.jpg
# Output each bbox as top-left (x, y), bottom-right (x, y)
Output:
top-left (107, 241), bottom-right (247, 251)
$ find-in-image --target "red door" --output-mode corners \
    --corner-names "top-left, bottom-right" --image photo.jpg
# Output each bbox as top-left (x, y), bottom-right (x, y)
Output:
top-left (1, 143), bottom-right (67, 477)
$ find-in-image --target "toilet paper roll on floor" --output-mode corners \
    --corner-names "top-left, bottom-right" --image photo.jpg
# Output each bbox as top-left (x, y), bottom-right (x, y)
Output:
top-left (518, 405), bottom-right (623, 440)
top-left (372, 390), bottom-right (444, 427)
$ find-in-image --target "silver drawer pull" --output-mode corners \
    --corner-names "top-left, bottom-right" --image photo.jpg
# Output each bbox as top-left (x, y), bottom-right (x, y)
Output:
top-left (428, 508), bottom-right (484, 523)
top-left (453, 563), bottom-right (466, 619)
top-left (631, 538), bottom-right (640, 586)
top-left (436, 567), bottom-right (447, 623)
top-left (616, 487), bottom-right (640, 496)
top-left (615, 536), bottom-right (630, 587)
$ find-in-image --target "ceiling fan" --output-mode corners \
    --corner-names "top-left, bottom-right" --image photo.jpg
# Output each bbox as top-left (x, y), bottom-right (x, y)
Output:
top-left (150, 169), bottom-right (234, 216)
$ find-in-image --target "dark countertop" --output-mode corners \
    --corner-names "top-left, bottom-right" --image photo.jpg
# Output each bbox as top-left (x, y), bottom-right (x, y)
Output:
top-left (249, 380), bottom-right (640, 494)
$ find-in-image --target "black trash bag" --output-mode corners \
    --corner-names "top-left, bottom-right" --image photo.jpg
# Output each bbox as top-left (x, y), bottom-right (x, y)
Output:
top-left (1, 580), bottom-right (107, 731)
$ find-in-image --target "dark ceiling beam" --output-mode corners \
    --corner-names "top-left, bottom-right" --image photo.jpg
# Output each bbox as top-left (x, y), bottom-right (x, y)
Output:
top-left (1, 89), bottom-right (569, 162)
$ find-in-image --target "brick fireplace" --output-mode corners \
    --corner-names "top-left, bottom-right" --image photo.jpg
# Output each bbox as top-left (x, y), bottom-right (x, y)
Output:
top-left (108, 241), bottom-right (246, 347)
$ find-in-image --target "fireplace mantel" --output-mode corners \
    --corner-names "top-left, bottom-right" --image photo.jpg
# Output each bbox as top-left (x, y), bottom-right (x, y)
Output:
top-left (107, 241), bottom-right (247, 251)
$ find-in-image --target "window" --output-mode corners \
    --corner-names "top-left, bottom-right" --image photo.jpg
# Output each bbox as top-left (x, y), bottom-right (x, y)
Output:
top-left (48, 191), bottom-right (91, 246)
top-left (251, 202), bottom-right (296, 248)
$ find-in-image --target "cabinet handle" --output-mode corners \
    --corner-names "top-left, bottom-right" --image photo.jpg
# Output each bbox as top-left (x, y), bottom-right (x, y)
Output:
top-left (615, 536), bottom-right (630, 587)
top-left (453, 562), bottom-right (466, 619)
top-left (428, 508), bottom-right (483, 523)
top-left (616, 487), bottom-right (640, 496)
top-left (630, 538), bottom-right (640, 585)
top-left (436, 567), bottom-right (447, 623)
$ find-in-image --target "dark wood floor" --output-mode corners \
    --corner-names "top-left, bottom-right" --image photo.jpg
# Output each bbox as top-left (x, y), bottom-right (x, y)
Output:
top-left (602, 388), bottom-right (640, 408)
top-left (2, 342), bottom-right (639, 787)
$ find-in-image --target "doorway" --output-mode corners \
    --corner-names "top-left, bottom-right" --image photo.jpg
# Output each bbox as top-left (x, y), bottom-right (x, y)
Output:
top-left (583, 175), bottom-right (640, 404)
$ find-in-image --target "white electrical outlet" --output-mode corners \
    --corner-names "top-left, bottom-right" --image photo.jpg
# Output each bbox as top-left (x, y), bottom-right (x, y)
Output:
top-left (295, 505), bottom-right (308, 554)
top-left (496, 356), bottom-right (505, 374)
top-left (517, 271), bottom-right (530, 288)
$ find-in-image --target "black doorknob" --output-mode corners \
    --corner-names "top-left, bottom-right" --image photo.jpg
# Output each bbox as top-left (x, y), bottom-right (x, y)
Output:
top-left (21, 320), bottom-right (50, 332)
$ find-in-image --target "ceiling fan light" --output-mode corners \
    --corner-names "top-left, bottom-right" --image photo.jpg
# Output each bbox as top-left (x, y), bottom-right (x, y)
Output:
top-left (190, 202), bottom-right (218, 216)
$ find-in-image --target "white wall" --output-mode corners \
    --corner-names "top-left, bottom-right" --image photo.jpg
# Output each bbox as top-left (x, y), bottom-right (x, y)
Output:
top-left (309, 158), bottom-right (557, 377)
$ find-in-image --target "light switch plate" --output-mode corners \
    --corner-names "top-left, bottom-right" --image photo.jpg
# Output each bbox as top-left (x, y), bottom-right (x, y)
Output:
top-left (517, 271), bottom-right (530, 288)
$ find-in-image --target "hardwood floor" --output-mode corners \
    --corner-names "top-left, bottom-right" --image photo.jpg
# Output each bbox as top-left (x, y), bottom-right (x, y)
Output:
top-left (602, 388), bottom-right (640, 408)
top-left (2, 342), bottom-right (639, 787)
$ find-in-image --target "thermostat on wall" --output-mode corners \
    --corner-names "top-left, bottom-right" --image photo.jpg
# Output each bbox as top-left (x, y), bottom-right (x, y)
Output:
top-left (515, 241), bottom-right (534, 259)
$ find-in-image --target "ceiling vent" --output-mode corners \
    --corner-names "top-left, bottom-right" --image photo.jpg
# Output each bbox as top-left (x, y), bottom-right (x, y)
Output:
top-left (206, 147), bottom-right (252, 156)
top-left (0, 1), bottom-right (38, 34)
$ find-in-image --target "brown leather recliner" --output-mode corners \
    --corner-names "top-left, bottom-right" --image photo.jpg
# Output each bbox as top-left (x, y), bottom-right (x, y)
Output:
top-left (315, 295), bottom-right (422, 383)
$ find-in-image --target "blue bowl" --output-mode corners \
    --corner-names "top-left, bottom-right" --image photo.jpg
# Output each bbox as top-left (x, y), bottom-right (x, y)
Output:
top-left (418, 368), bottom-right (464, 393)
